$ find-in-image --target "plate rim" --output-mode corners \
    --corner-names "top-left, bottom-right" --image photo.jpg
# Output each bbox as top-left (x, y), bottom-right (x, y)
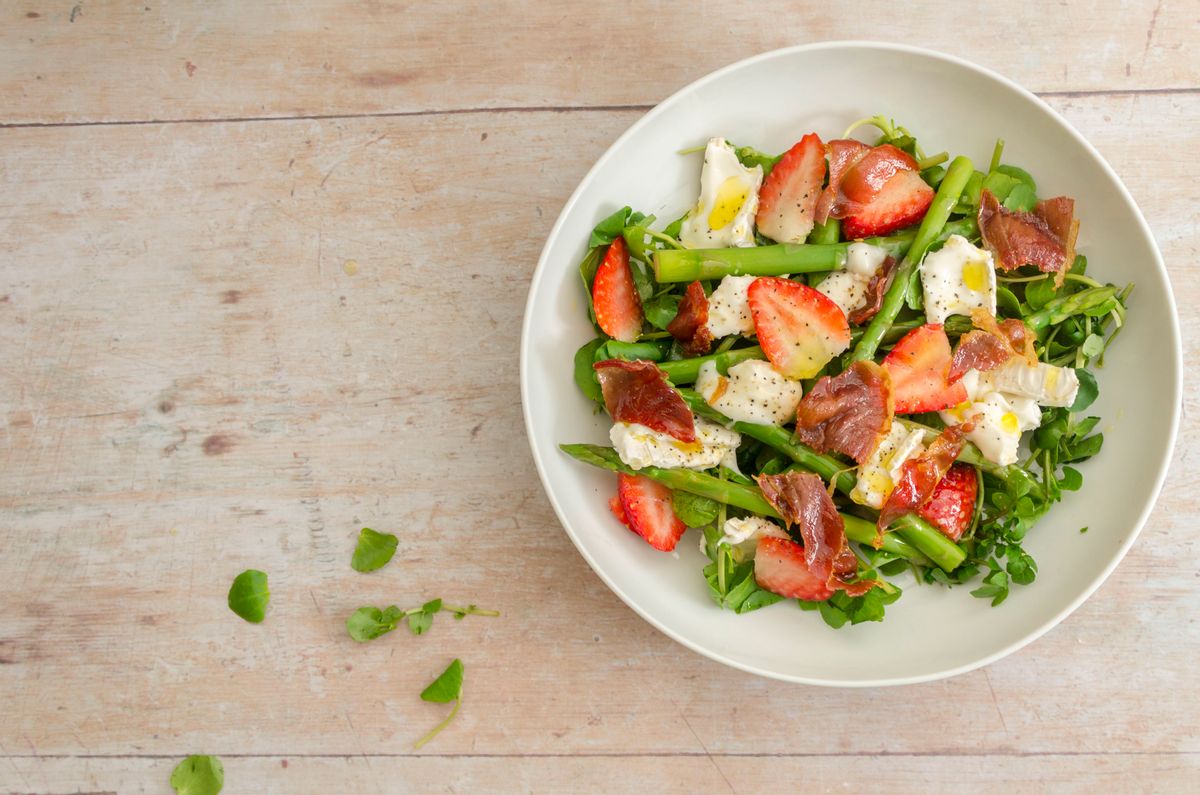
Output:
top-left (518, 40), bottom-right (1182, 686)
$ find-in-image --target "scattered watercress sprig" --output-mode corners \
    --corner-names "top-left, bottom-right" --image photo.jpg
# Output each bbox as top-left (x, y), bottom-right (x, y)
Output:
top-left (414, 658), bottom-right (465, 749)
top-left (346, 600), bottom-right (499, 643)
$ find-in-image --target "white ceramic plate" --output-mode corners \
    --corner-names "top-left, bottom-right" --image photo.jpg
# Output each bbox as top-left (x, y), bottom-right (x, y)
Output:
top-left (519, 42), bottom-right (1180, 686)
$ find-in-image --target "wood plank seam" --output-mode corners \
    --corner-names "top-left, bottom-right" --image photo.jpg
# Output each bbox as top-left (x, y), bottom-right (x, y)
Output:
top-left (0, 88), bottom-right (1196, 130)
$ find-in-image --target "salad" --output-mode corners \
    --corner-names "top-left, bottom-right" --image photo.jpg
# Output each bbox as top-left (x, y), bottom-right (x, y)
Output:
top-left (561, 117), bottom-right (1130, 628)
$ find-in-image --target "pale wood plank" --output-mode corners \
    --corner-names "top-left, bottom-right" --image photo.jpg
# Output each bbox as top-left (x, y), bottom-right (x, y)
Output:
top-left (1, 753), bottom-right (1197, 794)
top-left (0, 1), bottom-right (1194, 125)
top-left (0, 93), bottom-right (1196, 781)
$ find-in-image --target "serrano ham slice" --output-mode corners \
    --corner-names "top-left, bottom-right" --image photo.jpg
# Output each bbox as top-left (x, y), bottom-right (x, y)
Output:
top-left (666, 281), bottom-right (714, 356)
top-left (949, 309), bottom-right (1038, 383)
top-left (877, 423), bottom-right (972, 536)
top-left (756, 471), bottom-right (878, 596)
top-left (814, 139), bottom-right (871, 224)
top-left (978, 190), bottom-right (1079, 286)
top-left (593, 359), bottom-right (696, 442)
top-left (794, 361), bottom-right (894, 464)
top-left (847, 255), bottom-right (896, 325)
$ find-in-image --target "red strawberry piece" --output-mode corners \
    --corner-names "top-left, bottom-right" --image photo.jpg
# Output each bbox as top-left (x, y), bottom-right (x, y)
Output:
top-left (609, 494), bottom-right (629, 527)
top-left (755, 133), bottom-right (826, 243)
top-left (842, 169), bottom-right (934, 239)
top-left (917, 463), bottom-right (978, 541)
top-left (753, 536), bottom-right (835, 601)
top-left (617, 473), bottom-right (686, 552)
top-left (881, 324), bottom-right (968, 413)
top-left (747, 277), bottom-right (850, 379)
top-left (592, 237), bottom-right (643, 342)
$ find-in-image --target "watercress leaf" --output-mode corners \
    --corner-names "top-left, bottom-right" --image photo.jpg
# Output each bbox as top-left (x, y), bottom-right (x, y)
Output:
top-left (1024, 277), bottom-right (1057, 310)
top-left (588, 207), bottom-right (632, 249)
top-left (1059, 466), bottom-right (1083, 491)
top-left (797, 599), bottom-right (821, 612)
top-left (1065, 433), bottom-right (1104, 463)
top-left (982, 171), bottom-right (1020, 202)
top-left (422, 598), bottom-right (443, 615)
top-left (995, 164), bottom-right (1037, 192)
top-left (817, 601), bottom-right (849, 629)
top-left (737, 589), bottom-right (783, 613)
top-left (846, 589), bottom-right (887, 624)
top-left (573, 339), bottom-right (606, 403)
top-left (594, 340), bottom-right (666, 363)
top-left (1006, 547), bottom-right (1038, 585)
top-left (227, 569), bottom-right (269, 624)
top-left (347, 606), bottom-right (399, 642)
top-left (1071, 369), bottom-right (1099, 412)
top-left (1081, 333), bottom-right (1105, 359)
top-left (663, 212), bottom-right (687, 239)
top-left (642, 293), bottom-right (682, 331)
top-left (578, 247), bottom-right (603, 325)
top-left (170, 755), bottom-right (224, 795)
top-left (630, 259), bottom-right (655, 304)
top-left (672, 490), bottom-right (720, 528)
top-left (1073, 416), bottom-right (1101, 438)
top-left (351, 528), bottom-right (399, 573)
top-left (996, 285), bottom-right (1022, 316)
top-left (733, 145), bottom-right (780, 176)
top-left (407, 611), bottom-right (434, 635)
top-left (1003, 183), bottom-right (1038, 212)
top-left (420, 658), bottom-right (464, 704)
top-left (1069, 254), bottom-right (1088, 276)
top-left (880, 559), bottom-right (909, 577)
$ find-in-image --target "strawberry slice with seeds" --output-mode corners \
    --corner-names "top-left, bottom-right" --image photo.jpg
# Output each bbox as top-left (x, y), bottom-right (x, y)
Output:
top-left (592, 237), bottom-right (643, 342)
top-left (616, 473), bottom-right (686, 552)
top-left (747, 277), bottom-right (850, 379)
top-left (842, 168), bottom-right (934, 239)
top-left (753, 536), bottom-right (835, 601)
top-left (755, 133), bottom-right (826, 244)
top-left (917, 463), bottom-right (978, 541)
top-left (881, 324), bottom-right (967, 413)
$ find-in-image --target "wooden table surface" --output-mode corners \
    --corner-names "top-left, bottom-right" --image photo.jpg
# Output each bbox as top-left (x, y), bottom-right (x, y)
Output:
top-left (1, 3), bottom-right (1196, 793)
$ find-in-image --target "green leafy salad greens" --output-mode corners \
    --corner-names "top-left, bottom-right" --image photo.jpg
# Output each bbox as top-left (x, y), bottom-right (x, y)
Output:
top-left (561, 117), bottom-right (1130, 628)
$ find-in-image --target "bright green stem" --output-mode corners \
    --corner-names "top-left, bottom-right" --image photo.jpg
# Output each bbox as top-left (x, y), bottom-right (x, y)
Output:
top-left (652, 218), bottom-right (977, 283)
top-left (679, 392), bottom-right (966, 571)
top-left (850, 156), bottom-right (975, 362)
top-left (809, 218), bottom-right (841, 245)
top-left (658, 346), bottom-right (764, 384)
top-left (653, 243), bottom-right (854, 282)
top-left (559, 444), bottom-right (925, 564)
top-left (413, 699), bottom-right (461, 750)
top-left (1024, 285), bottom-right (1119, 331)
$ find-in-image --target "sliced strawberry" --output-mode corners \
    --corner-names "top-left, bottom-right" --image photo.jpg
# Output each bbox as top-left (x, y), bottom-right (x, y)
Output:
top-left (842, 169), bottom-right (934, 239)
top-left (755, 133), bottom-right (825, 244)
top-left (609, 494), bottom-right (629, 527)
top-left (753, 536), bottom-right (834, 601)
top-left (592, 237), bottom-right (643, 342)
top-left (617, 473), bottom-right (686, 552)
top-left (747, 277), bottom-right (850, 379)
top-left (917, 463), bottom-right (978, 541)
top-left (881, 324), bottom-right (968, 413)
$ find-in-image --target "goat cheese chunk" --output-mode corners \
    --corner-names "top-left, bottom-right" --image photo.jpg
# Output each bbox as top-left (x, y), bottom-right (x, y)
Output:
top-left (609, 417), bottom-right (741, 471)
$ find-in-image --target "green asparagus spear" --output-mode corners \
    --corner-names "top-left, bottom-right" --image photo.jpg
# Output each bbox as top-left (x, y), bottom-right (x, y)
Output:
top-left (1023, 285), bottom-right (1119, 331)
top-left (658, 346), bottom-right (765, 384)
top-left (808, 218), bottom-right (841, 245)
top-left (850, 156), bottom-right (976, 362)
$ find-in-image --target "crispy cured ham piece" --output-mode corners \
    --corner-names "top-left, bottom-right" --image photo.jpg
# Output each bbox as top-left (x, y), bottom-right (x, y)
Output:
top-left (978, 190), bottom-right (1079, 287)
top-left (756, 472), bottom-right (878, 596)
top-left (794, 361), bottom-right (894, 464)
top-left (665, 281), bottom-right (714, 356)
top-left (877, 424), bottom-right (973, 538)
top-left (814, 139), bottom-right (871, 224)
top-left (948, 308), bottom-right (1038, 383)
top-left (593, 359), bottom-right (696, 442)
top-left (848, 256), bottom-right (896, 325)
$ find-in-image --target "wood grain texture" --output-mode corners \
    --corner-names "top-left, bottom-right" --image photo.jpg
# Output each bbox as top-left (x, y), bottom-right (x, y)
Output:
top-left (1, 3), bottom-right (1197, 792)
top-left (0, 1), bottom-right (1196, 125)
